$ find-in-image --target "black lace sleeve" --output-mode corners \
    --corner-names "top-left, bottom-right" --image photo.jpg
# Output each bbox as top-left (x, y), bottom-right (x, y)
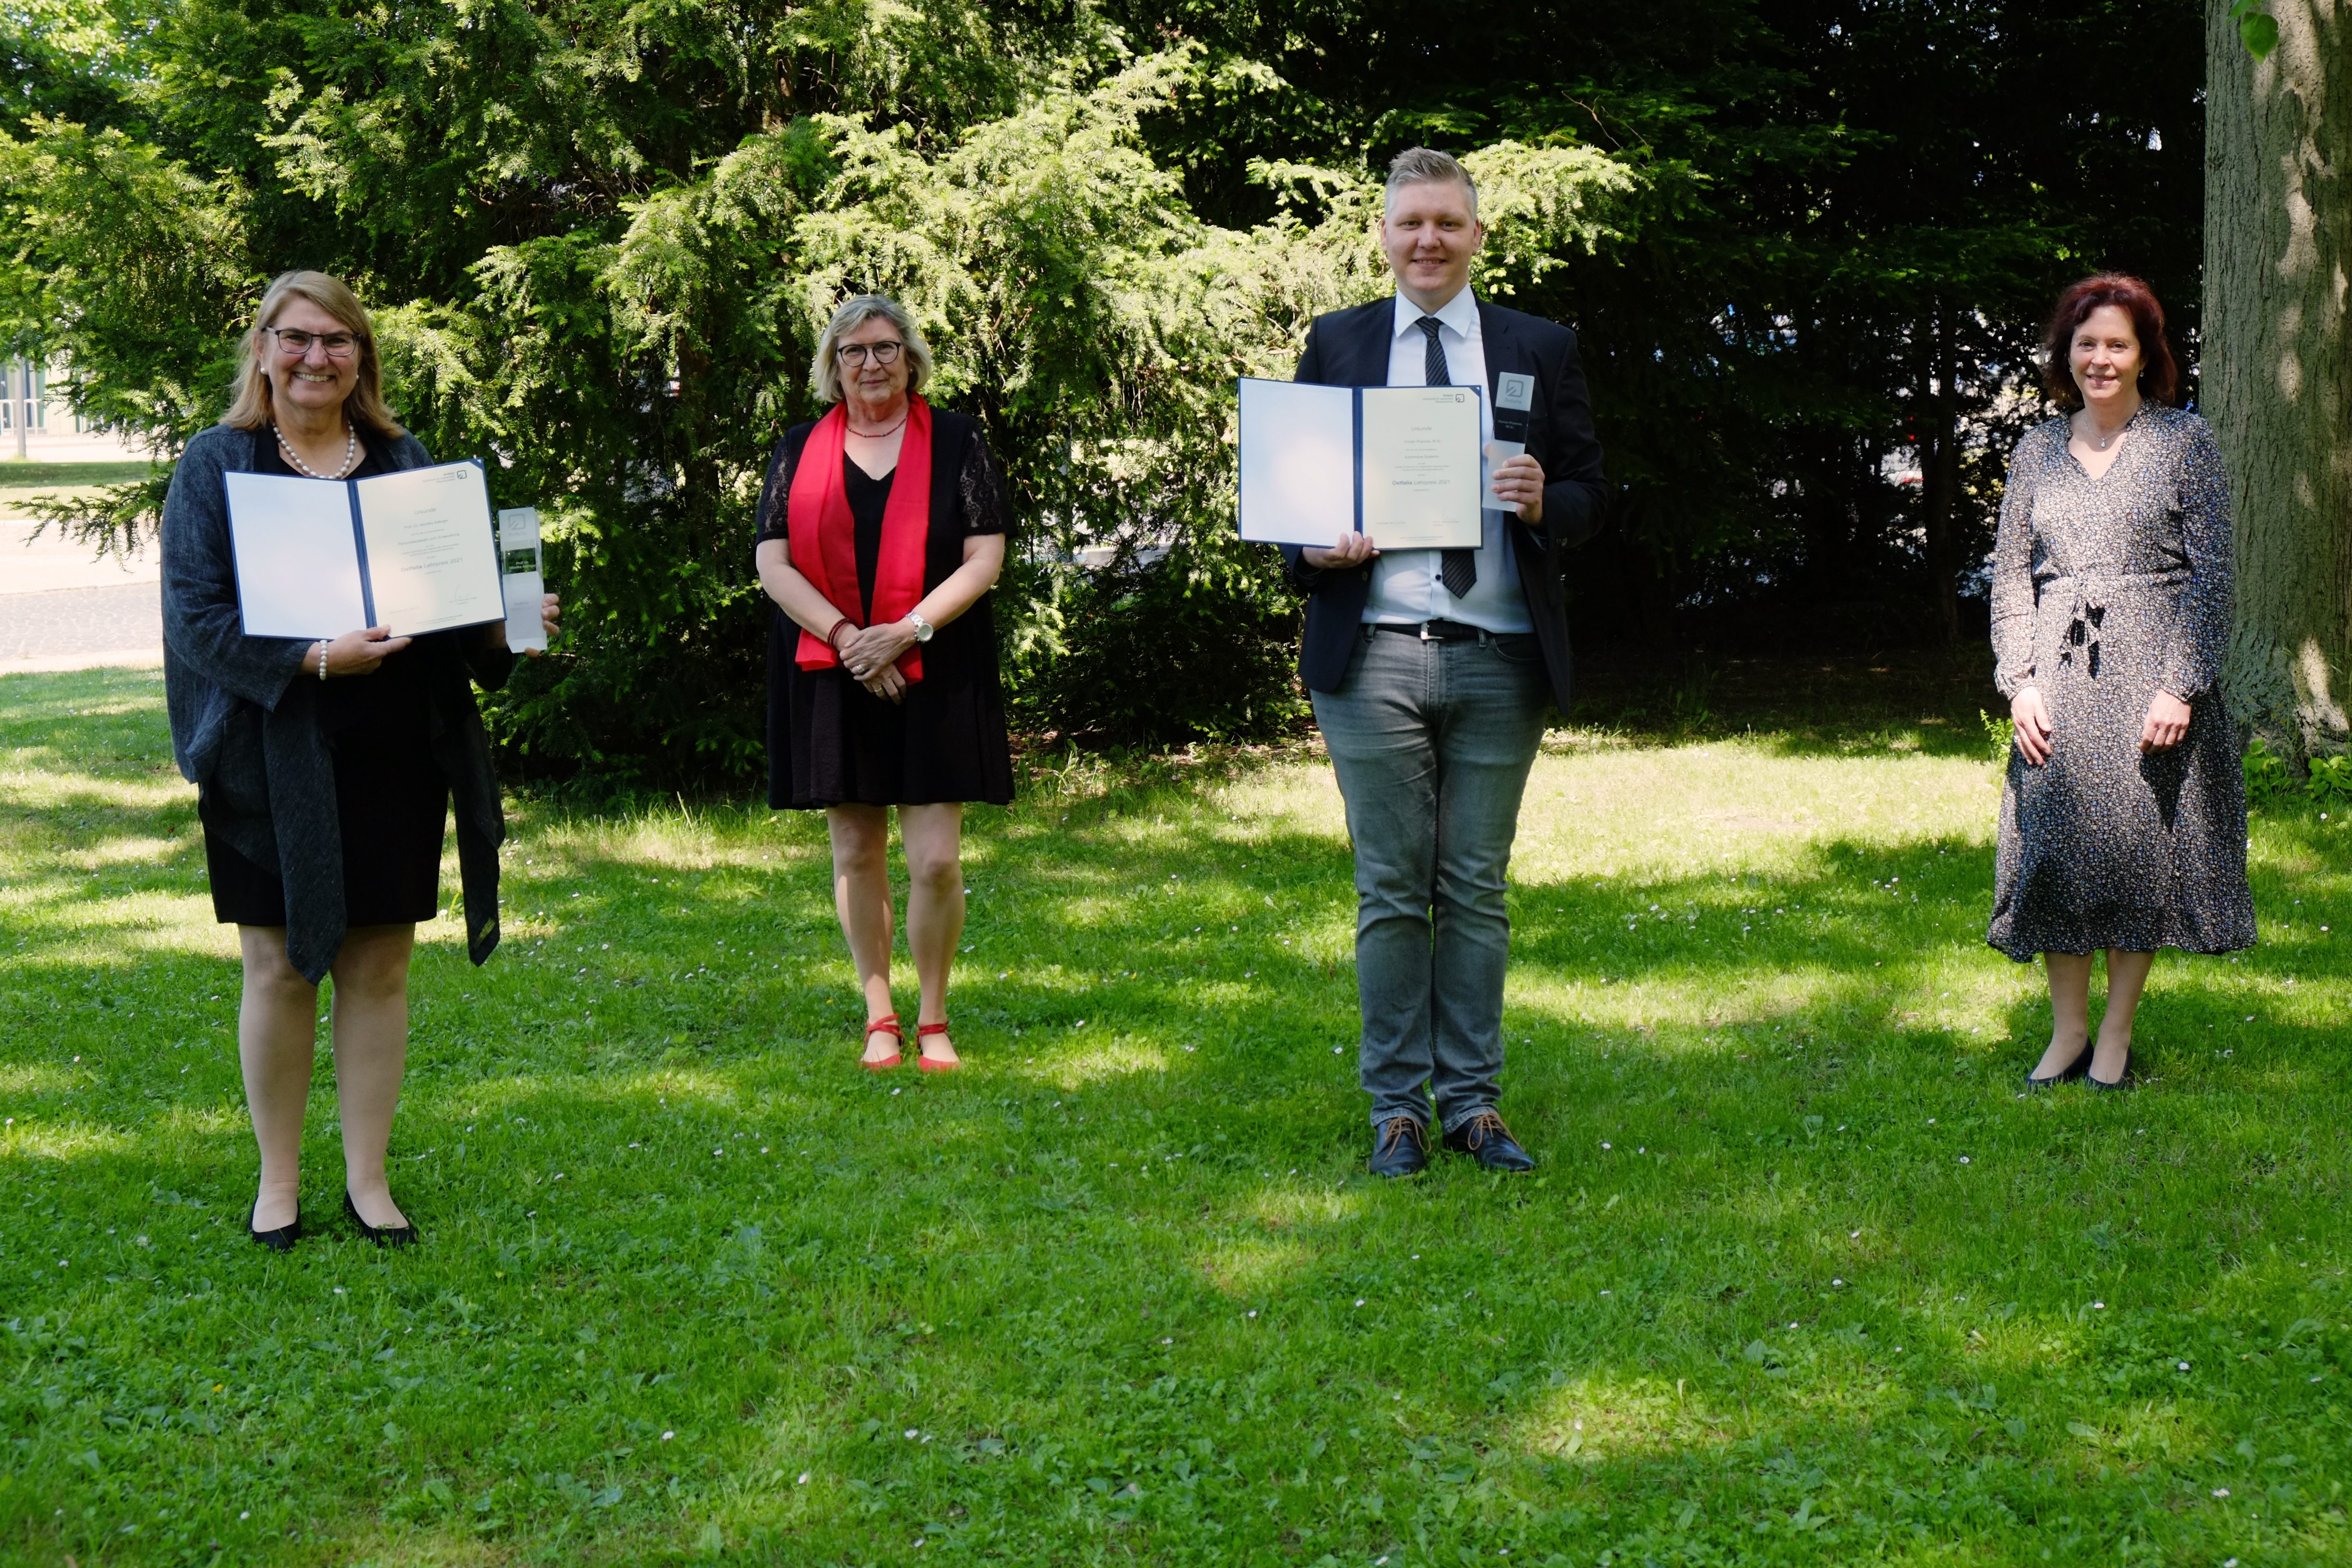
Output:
top-left (958, 432), bottom-right (1013, 538)
top-left (752, 426), bottom-right (810, 548)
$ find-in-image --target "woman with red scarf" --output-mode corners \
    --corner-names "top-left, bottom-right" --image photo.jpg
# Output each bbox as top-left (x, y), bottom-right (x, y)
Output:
top-left (754, 295), bottom-right (1014, 1072)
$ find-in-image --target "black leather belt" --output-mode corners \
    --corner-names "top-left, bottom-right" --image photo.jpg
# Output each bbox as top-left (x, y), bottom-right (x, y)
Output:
top-left (1370, 619), bottom-right (1532, 646)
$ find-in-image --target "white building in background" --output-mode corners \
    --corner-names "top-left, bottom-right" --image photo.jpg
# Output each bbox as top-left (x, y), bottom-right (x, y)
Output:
top-left (3, 358), bottom-right (53, 445)
top-left (2, 356), bottom-right (149, 461)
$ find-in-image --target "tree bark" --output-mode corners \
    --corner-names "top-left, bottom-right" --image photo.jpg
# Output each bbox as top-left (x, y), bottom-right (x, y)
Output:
top-left (2204, 0), bottom-right (2352, 762)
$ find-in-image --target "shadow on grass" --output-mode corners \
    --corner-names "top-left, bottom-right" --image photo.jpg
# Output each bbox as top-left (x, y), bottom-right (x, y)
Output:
top-left (5, 664), bottom-right (2348, 1564)
top-left (1544, 649), bottom-right (2025, 774)
top-left (7, 965), bottom-right (2335, 1562)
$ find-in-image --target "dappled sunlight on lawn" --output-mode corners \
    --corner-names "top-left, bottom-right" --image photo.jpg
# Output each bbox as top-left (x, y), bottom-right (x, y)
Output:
top-left (1199, 1236), bottom-right (1315, 1300)
top-left (151, 1103), bottom-right (253, 1140)
top-left (0, 773), bottom-right (192, 816)
top-left (4, 667), bottom-right (2349, 1563)
top-left (486, 1066), bottom-right (753, 1118)
top-left (1041, 1036), bottom-right (1174, 1087)
top-left (1512, 1372), bottom-right (1736, 1463)
top-left (24, 905), bottom-right (236, 967)
top-left (321, 1514), bottom-right (518, 1568)
top-left (1235, 1184), bottom-right (1368, 1232)
top-left (70, 831), bottom-right (194, 870)
top-left (0, 1119), bottom-right (135, 1162)
top-left (0, 1064), bottom-right (75, 1096)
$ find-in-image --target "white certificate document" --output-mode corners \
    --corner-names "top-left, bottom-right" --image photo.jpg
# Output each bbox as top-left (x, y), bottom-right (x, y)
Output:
top-left (224, 460), bottom-right (506, 639)
top-left (1237, 379), bottom-right (1355, 546)
top-left (1359, 386), bottom-right (1483, 549)
top-left (221, 472), bottom-right (368, 638)
top-left (353, 462), bottom-right (504, 635)
top-left (1234, 378), bottom-right (1485, 548)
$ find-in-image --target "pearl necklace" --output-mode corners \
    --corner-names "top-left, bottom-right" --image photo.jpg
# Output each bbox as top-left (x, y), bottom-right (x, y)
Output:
top-left (275, 421), bottom-right (358, 479)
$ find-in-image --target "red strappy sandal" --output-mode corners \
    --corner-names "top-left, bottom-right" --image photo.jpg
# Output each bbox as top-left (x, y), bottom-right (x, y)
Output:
top-left (862, 1013), bottom-right (903, 1072)
top-left (916, 1020), bottom-right (959, 1073)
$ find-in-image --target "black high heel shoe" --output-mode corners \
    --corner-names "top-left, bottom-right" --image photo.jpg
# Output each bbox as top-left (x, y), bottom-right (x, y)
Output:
top-left (2026, 1038), bottom-right (2093, 1090)
top-left (248, 1201), bottom-right (301, 1253)
top-left (344, 1189), bottom-right (419, 1250)
top-left (2088, 1048), bottom-right (2132, 1091)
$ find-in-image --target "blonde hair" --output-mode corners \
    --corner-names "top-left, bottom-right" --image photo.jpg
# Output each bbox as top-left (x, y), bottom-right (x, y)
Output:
top-left (809, 294), bottom-right (933, 404)
top-left (222, 270), bottom-right (405, 442)
top-left (1385, 147), bottom-right (1479, 218)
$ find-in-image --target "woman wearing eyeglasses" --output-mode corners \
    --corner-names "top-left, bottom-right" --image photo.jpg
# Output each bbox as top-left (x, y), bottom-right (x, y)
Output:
top-left (161, 270), bottom-right (559, 1251)
top-left (754, 295), bottom-right (1013, 1072)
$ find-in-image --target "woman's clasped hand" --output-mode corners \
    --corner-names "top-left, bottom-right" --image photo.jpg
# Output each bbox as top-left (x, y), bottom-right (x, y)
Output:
top-left (838, 616), bottom-right (918, 695)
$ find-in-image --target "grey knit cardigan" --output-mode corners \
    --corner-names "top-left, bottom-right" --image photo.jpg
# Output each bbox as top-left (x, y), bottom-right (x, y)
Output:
top-left (161, 423), bottom-right (514, 982)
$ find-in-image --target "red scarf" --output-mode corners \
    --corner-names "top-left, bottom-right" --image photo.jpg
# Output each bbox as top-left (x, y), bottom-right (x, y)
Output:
top-left (786, 397), bottom-right (933, 682)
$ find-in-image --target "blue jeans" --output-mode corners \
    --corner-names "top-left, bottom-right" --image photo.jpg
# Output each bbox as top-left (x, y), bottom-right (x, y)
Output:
top-left (1311, 627), bottom-right (1548, 1134)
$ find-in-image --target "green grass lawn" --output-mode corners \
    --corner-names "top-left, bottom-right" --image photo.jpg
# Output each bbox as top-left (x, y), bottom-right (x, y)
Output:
top-left (0, 461), bottom-right (159, 521)
top-left (2, 665), bottom-right (2347, 1567)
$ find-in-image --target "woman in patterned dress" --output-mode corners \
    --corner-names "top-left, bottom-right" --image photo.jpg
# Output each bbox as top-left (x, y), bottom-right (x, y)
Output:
top-left (1989, 274), bottom-right (2255, 1090)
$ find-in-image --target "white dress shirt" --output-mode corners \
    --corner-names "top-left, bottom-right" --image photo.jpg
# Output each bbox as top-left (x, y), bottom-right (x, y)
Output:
top-left (1361, 288), bottom-right (1532, 633)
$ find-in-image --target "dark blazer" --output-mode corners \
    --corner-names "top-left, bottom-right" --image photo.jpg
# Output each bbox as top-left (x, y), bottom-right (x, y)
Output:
top-left (1277, 295), bottom-right (1606, 711)
top-left (161, 423), bottom-right (516, 982)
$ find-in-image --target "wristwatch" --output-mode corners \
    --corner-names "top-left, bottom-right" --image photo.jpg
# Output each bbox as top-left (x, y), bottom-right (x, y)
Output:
top-left (905, 612), bottom-right (934, 644)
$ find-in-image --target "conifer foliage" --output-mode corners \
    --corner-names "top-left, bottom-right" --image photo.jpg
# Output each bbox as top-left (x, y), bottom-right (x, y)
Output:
top-left (0, 0), bottom-right (2202, 781)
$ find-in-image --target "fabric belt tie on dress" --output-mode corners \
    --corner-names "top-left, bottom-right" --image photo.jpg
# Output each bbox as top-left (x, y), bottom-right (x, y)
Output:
top-left (2042, 570), bottom-right (2187, 680)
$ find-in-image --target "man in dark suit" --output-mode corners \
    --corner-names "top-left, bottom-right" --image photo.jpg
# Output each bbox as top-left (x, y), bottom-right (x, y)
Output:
top-left (1280, 147), bottom-right (1606, 1177)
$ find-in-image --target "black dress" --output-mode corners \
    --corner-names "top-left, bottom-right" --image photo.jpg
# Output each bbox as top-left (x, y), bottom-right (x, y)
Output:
top-left (756, 408), bottom-right (1015, 808)
top-left (206, 439), bottom-right (459, 928)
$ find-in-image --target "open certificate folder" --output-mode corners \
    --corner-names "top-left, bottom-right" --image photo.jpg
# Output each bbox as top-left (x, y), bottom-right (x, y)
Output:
top-left (1235, 379), bottom-right (1485, 549)
top-left (223, 461), bottom-right (506, 639)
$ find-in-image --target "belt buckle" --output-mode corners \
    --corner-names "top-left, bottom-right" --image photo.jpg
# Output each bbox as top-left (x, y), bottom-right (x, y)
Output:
top-left (1419, 621), bottom-right (1433, 642)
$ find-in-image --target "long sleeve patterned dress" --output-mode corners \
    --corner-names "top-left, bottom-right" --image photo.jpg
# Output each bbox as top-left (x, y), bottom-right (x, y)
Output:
top-left (1986, 404), bottom-right (2255, 961)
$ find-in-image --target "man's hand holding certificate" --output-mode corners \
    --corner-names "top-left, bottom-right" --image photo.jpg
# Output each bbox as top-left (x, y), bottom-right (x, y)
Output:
top-left (1236, 378), bottom-right (1547, 564)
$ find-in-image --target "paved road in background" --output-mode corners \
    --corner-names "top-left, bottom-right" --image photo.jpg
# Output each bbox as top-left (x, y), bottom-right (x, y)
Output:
top-left (1, 432), bottom-right (168, 674)
top-left (0, 581), bottom-right (163, 668)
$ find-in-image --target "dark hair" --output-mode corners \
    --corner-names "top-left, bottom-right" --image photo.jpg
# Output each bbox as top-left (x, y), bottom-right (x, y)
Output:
top-left (2040, 273), bottom-right (2180, 409)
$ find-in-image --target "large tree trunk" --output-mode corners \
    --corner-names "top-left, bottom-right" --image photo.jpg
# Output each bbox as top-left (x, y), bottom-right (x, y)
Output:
top-left (2204, 0), bottom-right (2352, 762)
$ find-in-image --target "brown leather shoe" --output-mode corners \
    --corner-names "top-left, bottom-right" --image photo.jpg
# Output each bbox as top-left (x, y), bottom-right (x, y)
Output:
top-left (1442, 1111), bottom-right (1534, 1172)
top-left (1368, 1116), bottom-right (1428, 1177)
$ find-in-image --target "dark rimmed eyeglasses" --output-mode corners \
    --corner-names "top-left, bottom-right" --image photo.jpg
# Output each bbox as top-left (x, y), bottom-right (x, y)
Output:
top-left (835, 341), bottom-right (904, 367)
top-left (263, 328), bottom-right (359, 359)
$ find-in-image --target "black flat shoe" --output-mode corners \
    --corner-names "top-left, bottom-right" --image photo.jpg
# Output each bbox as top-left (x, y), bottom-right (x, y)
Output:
top-left (1368, 1116), bottom-right (1429, 1178)
top-left (248, 1202), bottom-right (301, 1253)
top-left (2088, 1049), bottom-right (2132, 1091)
top-left (1442, 1111), bottom-right (1535, 1172)
top-left (344, 1189), bottom-right (419, 1249)
top-left (2025, 1040), bottom-right (2093, 1090)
